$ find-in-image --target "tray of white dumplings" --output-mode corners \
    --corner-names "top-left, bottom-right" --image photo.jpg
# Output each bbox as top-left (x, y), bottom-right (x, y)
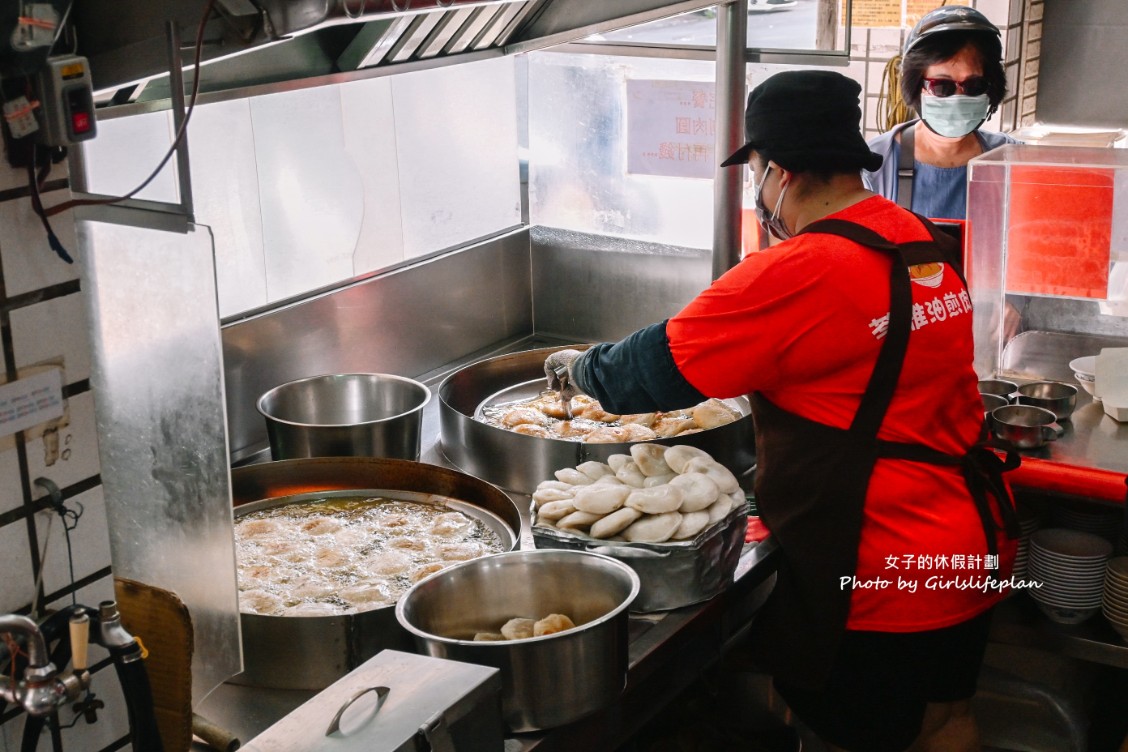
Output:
top-left (530, 443), bottom-right (748, 612)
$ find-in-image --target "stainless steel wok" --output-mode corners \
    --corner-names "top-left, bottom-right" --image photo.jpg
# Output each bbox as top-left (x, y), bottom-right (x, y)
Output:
top-left (438, 345), bottom-right (756, 494)
top-left (229, 457), bottom-right (521, 690)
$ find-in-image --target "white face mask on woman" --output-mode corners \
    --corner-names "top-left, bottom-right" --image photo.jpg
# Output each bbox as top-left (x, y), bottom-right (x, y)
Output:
top-left (920, 92), bottom-right (990, 138)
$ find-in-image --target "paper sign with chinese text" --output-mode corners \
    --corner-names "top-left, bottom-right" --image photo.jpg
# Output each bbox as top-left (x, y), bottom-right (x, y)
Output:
top-left (627, 79), bottom-right (717, 180)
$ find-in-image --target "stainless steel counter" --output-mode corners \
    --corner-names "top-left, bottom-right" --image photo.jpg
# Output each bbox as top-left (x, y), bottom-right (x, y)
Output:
top-left (1006, 390), bottom-right (1128, 476)
top-left (194, 539), bottom-right (777, 751)
top-left (999, 329), bottom-right (1128, 477)
top-left (205, 332), bottom-right (1128, 749)
top-left (201, 335), bottom-right (780, 750)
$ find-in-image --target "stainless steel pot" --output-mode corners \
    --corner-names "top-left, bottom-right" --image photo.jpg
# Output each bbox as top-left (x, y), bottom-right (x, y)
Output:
top-left (257, 373), bottom-right (430, 461)
top-left (439, 345), bottom-right (756, 494)
top-left (229, 458), bottom-right (521, 690)
top-left (395, 549), bottom-right (640, 732)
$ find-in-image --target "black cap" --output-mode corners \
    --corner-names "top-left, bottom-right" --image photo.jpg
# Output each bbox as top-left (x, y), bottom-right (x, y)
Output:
top-left (720, 70), bottom-right (883, 173)
top-left (904, 5), bottom-right (999, 56)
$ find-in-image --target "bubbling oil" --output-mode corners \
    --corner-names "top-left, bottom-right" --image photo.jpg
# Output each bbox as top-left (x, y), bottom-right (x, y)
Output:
top-left (235, 497), bottom-right (505, 616)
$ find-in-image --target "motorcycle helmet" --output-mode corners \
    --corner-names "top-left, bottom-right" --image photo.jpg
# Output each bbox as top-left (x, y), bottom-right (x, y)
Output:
top-left (903, 5), bottom-right (999, 56)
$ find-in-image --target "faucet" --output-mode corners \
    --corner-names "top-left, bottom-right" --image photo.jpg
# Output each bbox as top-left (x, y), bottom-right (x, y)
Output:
top-left (1, 612), bottom-right (91, 717)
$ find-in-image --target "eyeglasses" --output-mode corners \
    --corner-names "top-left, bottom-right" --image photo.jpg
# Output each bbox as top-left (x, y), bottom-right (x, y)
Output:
top-left (921, 76), bottom-right (989, 98)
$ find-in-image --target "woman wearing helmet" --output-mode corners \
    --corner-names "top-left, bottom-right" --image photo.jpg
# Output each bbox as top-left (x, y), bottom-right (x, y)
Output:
top-left (863, 6), bottom-right (1019, 220)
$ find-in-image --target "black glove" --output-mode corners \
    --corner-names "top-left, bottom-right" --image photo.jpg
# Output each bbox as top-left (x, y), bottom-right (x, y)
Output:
top-left (544, 349), bottom-right (583, 401)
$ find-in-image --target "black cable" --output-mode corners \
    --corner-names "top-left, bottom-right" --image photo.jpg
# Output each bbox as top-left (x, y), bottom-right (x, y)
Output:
top-left (48, 0), bottom-right (75, 54)
top-left (27, 146), bottom-right (73, 263)
top-left (34, 477), bottom-right (84, 606)
top-left (55, 496), bottom-right (84, 607)
top-left (44, 0), bottom-right (217, 218)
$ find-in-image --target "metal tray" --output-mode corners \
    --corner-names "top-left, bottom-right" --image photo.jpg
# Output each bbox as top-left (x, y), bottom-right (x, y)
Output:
top-left (531, 502), bottom-right (749, 613)
top-left (439, 345), bottom-right (757, 494)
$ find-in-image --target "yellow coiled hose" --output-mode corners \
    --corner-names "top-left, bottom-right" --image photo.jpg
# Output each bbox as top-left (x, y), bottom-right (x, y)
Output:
top-left (876, 54), bottom-right (914, 133)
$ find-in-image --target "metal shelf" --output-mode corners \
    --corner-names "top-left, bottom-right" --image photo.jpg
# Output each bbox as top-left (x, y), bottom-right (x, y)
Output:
top-left (990, 594), bottom-right (1128, 670)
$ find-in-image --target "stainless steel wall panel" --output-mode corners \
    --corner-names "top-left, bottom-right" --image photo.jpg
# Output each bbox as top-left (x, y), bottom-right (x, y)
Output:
top-left (1039, 0), bottom-right (1128, 127)
top-left (529, 226), bottom-right (711, 342)
top-left (223, 230), bottom-right (533, 461)
top-left (76, 209), bottom-right (242, 706)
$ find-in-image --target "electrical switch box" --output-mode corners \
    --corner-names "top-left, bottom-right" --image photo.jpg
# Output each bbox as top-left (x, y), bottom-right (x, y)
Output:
top-left (34, 55), bottom-right (96, 146)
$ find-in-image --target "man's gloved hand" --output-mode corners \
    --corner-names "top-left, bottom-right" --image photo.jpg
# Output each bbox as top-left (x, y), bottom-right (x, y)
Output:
top-left (544, 349), bottom-right (583, 401)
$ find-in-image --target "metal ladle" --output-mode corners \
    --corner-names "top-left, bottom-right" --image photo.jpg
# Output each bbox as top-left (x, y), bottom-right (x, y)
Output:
top-left (552, 365), bottom-right (573, 420)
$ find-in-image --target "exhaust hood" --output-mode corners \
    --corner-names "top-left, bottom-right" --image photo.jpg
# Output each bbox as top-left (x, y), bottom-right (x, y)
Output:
top-left (72, 0), bottom-right (719, 106)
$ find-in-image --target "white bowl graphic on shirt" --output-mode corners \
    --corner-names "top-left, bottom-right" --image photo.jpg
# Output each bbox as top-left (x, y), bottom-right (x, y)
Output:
top-left (909, 262), bottom-right (945, 288)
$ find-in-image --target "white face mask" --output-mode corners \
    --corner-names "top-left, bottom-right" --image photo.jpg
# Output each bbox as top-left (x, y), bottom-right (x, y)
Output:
top-left (920, 92), bottom-right (991, 138)
top-left (753, 164), bottom-right (792, 241)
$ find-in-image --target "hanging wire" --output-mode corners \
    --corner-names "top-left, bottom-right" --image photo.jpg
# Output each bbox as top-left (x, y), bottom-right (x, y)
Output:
top-left (32, 477), bottom-right (85, 612)
top-left (42, 0), bottom-right (218, 218)
top-left (49, 0), bottom-right (74, 51)
top-left (30, 512), bottom-right (55, 619)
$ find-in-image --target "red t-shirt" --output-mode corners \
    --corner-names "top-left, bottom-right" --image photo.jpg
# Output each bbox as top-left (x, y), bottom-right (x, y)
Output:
top-left (667, 196), bottom-right (1015, 632)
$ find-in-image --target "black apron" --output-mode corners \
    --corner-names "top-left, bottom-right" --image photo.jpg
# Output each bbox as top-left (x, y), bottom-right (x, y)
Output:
top-left (748, 214), bottom-right (1020, 691)
top-left (896, 123), bottom-right (917, 210)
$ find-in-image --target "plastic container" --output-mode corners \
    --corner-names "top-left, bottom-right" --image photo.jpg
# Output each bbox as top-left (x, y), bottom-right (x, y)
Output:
top-left (966, 145), bottom-right (1128, 378)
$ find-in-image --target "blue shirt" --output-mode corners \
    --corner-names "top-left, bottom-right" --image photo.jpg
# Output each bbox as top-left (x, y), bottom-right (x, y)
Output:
top-left (914, 163), bottom-right (970, 220)
top-left (863, 120), bottom-right (1019, 220)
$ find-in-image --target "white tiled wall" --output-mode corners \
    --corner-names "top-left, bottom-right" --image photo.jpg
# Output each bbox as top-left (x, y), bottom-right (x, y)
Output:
top-left (10, 293), bottom-right (92, 380)
top-left (0, 522), bottom-right (36, 614)
top-left (38, 487), bottom-right (111, 604)
top-left (0, 189), bottom-right (80, 297)
top-left (25, 392), bottom-right (102, 493)
top-left (0, 152), bottom-right (125, 750)
top-left (0, 446), bottom-right (22, 517)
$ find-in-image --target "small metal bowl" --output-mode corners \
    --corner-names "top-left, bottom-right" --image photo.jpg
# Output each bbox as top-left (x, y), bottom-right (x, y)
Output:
top-left (981, 393), bottom-right (1009, 414)
top-left (978, 378), bottom-right (1018, 402)
top-left (1016, 381), bottom-right (1078, 421)
top-left (991, 404), bottom-right (1063, 449)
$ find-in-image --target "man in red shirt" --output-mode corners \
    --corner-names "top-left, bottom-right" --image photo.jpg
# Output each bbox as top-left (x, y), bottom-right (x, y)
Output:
top-left (545, 70), bottom-right (1017, 752)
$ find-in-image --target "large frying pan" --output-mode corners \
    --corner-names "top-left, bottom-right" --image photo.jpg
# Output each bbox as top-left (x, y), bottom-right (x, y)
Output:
top-left (228, 457), bottom-right (521, 690)
top-left (439, 345), bottom-right (756, 494)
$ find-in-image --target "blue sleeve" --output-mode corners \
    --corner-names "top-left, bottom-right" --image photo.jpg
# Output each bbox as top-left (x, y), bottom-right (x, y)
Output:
top-left (979, 130), bottom-right (1021, 149)
top-left (570, 321), bottom-right (707, 414)
top-left (863, 123), bottom-right (909, 201)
